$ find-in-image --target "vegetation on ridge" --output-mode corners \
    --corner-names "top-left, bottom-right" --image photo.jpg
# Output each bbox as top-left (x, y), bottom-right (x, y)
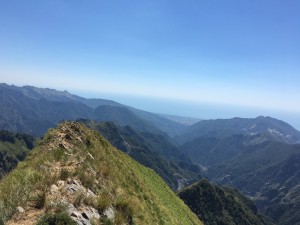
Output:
top-left (78, 119), bottom-right (202, 190)
top-left (0, 122), bottom-right (202, 225)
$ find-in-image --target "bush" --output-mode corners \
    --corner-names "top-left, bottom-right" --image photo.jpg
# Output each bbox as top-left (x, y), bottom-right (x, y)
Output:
top-left (33, 191), bottom-right (46, 209)
top-left (36, 212), bottom-right (77, 225)
top-left (73, 193), bottom-right (85, 207)
top-left (115, 200), bottom-right (134, 225)
top-left (101, 218), bottom-right (114, 225)
top-left (0, 168), bottom-right (42, 220)
top-left (95, 195), bottom-right (111, 212)
top-left (59, 169), bottom-right (70, 181)
top-left (53, 148), bottom-right (65, 161)
top-left (45, 201), bottom-right (69, 214)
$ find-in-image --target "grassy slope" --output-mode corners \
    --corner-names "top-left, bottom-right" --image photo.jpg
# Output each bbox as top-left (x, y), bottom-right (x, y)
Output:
top-left (79, 120), bottom-right (202, 190)
top-left (0, 122), bottom-right (202, 225)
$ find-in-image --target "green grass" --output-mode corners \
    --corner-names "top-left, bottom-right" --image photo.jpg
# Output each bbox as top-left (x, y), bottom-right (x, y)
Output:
top-left (36, 212), bottom-right (77, 225)
top-left (0, 122), bottom-right (202, 225)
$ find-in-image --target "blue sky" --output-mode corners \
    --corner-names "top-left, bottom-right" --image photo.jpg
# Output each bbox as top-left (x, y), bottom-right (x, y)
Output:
top-left (0, 1), bottom-right (300, 128)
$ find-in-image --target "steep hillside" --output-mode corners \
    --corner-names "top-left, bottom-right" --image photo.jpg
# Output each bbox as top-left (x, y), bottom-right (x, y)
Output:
top-left (264, 182), bottom-right (300, 225)
top-left (0, 122), bottom-right (202, 225)
top-left (180, 132), bottom-right (291, 167)
top-left (208, 142), bottom-right (300, 225)
top-left (179, 179), bottom-right (273, 225)
top-left (159, 114), bottom-right (201, 126)
top-left (78, 119), bottom-right (202, 190)
top-left (179, 116), bottom-right (300, 144)
top-left (256, 153), bottom-right (300, 225)
top-left (128, 109), bottom-right (186, 137)
top-left (209, 142), bottom-right (300, 193)
top-left (0, 130), bottom-right (34, 178)
top-left (93, 105), bottom-right (165, 135)
top-left (180, 135), bottom-right (247, 167)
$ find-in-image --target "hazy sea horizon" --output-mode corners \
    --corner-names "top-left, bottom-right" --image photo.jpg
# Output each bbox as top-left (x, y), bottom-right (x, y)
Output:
top-left (74, 89), bottom-right (300, 131)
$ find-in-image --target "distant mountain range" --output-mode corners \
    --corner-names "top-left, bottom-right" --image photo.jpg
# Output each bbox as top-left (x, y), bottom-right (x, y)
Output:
top-left (0, 83), bottom-right (186, 137)
top-left (178, 116), bottom-right (300, 144)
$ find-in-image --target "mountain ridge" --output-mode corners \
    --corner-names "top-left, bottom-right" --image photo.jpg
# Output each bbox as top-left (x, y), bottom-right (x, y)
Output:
top-left (178, 116), bottom-right (300, 144)
top-left (0, 121), bottom-right (202, 224)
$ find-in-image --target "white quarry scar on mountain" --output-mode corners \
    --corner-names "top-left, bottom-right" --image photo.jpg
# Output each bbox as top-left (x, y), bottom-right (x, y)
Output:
top-left (267, 128), bottom-right (284, 136)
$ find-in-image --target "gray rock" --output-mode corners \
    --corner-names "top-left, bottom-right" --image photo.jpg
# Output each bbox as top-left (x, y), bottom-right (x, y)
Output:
top-left (50, 184), bottom-right (59, 193)
top-left (57, 180), bottom-right (65, 188)
top-left (16, 206), bottom-right (25, 213)
top-left (86, 189), bottom-right (96, 198)
top-left (69, 206), bottom-right (100, 225)
top-left (104, 207), bottom-right (115, 219)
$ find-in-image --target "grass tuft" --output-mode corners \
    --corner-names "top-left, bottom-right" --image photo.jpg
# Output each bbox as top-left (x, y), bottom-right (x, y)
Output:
top-left (36, 212), bottom-right (77, 225)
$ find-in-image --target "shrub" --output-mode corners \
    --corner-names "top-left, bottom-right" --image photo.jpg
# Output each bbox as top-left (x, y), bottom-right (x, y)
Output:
top-left (53, 148), bottom-right (65, 161)
top-left (45, 201), bottom-right (69, 214)
top-left (100, 218), bottom-right (114, 225)
top-left (33, 191), bottom-right (46, 209)
top-left (115, 200), bottom-right (134, 225)
top-left (73, 193), bottom-right (85, 207)
top-left (78, 172), bottom-right (95, 190)
top-left (59, 169), bottom-right (70, 181)
top-left (36, 212), bottom-right (77, 225)
top-left (94, 194), bottom-right (112, 212)
top-left (0, 168), bottom-right (42, 220)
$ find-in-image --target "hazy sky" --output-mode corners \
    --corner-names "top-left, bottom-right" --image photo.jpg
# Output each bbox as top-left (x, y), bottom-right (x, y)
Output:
top-left (0, 1), bottom-right (299, 127)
